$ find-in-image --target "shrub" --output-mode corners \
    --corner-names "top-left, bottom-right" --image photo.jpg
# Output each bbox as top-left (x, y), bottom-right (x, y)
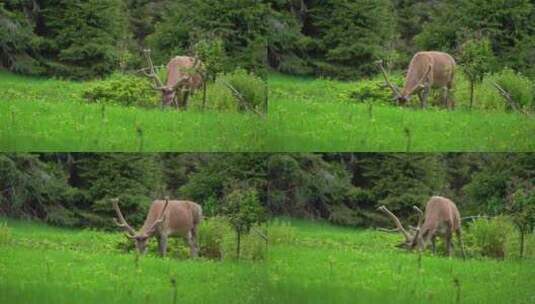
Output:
top-left (188, 81), bottom-right (237, 111)
top-left (490, 69), bottom-right (534, 111)
top-left (0, 222), bottom-right (12, 246)
top-left (220, 69), bottom-right (267, 113)
top-left (350, 75), bottom-right (403, 104)
top-left (82, 73), bottom-right (160, 107)
top-left (198, 216), bottom-right (233, 259)
top-left (465, 216), bottom-right (515, 259)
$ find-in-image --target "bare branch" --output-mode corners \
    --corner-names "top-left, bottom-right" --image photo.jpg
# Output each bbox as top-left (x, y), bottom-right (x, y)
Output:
top-left (491, 82), bottom-right (529, 116)
top-left (111, 198), bottom-right (136, 237)
top-left (377, 205), bottom-right (410, 241)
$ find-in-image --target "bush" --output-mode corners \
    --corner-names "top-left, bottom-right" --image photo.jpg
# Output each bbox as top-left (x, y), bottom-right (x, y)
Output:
top-left (465, 217), bottom-right (515, 259)
top-left (189, 81), bottom-right (237, 112)
top-left (350, 75), bottom-right (403, 104)
top-left (491, 69), bottom-right (534, 111)
top-left (220, 69), bottom-right (267, 113)
top-left (198, 216), bottom-right (234, 259)
top-left (0, 222), bottom-right (12, 246)
top-left (82, 73), bottom-right (160, 107)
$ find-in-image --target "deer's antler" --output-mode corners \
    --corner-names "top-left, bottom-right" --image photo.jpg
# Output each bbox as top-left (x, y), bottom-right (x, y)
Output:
top-left (377, 205), bottom-right (410, 241)
top-left (111, 198), bottom-right (136, 238)
top-left (145, 197), bottom-right (170, 236)
top-left (376, 60), bottom-right (402, 101)
top-left (143, 49), bottom-right (165, 90)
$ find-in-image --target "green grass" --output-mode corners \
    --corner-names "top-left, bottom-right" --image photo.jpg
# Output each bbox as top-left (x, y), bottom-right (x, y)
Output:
top-left (1, 217), bottom-right (534, 304)
top-left (268, 73), bottom-right (535, 151)
top-left (0, 71), bottom-right (267, 151)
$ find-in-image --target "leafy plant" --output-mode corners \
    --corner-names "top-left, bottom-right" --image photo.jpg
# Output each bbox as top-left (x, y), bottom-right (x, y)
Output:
top-left (0, 222), bottom-right (11, 245)
top-left (220, 69), bottom-right (267, 114)
top-left (465, 217), bottom-right (515, 259)
top-left (82, 73), bottom-right (160, 107)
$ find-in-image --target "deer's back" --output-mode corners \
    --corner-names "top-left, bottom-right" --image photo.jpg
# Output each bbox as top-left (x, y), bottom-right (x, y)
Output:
top-left (417, 52), bottom-right (455, 87)
top-left (423, 196), bottom-right (461, 233)
top-left (146, 200), bottom-right (202, 237)
top-left (166, 56), bottom-right (204, 89)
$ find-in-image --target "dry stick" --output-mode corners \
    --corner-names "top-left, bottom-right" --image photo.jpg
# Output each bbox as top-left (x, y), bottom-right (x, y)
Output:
top-left (491, 81), bottom-right (529, 116)
top-left (219, 79), bottom-right (263, 116)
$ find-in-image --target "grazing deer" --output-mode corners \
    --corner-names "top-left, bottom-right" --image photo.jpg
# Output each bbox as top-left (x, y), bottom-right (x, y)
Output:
top-left (378, 51), bottom-right (456, 109)
top-left (143, 49), bottom-right (205, 110)
top-left (377, 196), bottom-right (465, 259)
top-left (111, 197), bottom-right (202, 257)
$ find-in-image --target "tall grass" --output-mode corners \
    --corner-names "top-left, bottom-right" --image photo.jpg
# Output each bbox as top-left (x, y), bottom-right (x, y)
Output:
top-left (1, 218), bottom-right (534, 304)
top-left (0, 71), bottom-right (266, 151)
top-left (268, 73), bottom-right (535, 151)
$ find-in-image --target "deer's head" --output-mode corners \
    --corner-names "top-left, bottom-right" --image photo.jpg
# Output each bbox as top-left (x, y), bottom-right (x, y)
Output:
top-left (377, 205), bottom-right (425, 251)
top-left (111, 198), bottom-right (169, 255)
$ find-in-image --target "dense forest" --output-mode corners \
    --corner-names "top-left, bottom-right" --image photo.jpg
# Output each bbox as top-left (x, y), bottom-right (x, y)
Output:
top-left (0, 0), bottom-right (269, 79)
top-left (268, 0), bottom-right (535, 79)
top-left (3, 0), bottom-right (534, 80)
top-left (1, 153), bottom-right (533, 229)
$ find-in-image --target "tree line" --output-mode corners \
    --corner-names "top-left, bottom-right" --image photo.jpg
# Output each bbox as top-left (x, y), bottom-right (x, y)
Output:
top-left (3, 1), bottom-right (534, 80)
top-left (0, 153), bottom-right (533, 230)
top-left (0, 0), bottom-right (269, 79)
top-left (268, 0), bottom-right (535, 79)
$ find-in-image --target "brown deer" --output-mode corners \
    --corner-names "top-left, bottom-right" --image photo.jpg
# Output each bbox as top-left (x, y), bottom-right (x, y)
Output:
top-left (143, 49), bottom-right (205, 110)
top-left (378, 51), bottom-right (456, 109)
top-left (111, 197), bottom-right (202, 257)
top-left (377, 196), bottom-right (465, 259)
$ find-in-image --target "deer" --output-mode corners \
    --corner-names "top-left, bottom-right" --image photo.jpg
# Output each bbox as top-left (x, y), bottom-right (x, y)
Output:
top-left (142, 49), bottom-right (205, 110)
top-left (111, 197), bottom-right (203, 257)
top-left (377, 196), bottom-right (465, 259)
top-left (377, 51), bottom-right (456, 109)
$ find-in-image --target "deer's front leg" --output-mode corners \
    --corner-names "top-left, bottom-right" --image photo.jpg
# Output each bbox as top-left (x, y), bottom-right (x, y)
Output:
top-left (158, 234), bottom-right (168, 257)
top-left (421, 84), bottom-right (430, 109)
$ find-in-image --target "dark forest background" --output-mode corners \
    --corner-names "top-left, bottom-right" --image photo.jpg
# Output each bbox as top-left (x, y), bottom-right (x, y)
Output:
top-left (2, 0), bottom-right (535, 80)
top-left (1, 153), bottom-right (533, 229)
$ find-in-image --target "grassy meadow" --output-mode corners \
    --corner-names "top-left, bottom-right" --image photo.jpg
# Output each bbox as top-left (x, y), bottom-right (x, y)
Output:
top-left (268, 73), bottom-right (535, 152)
top-left (1, 218), bottom-right (534, 304)
top-left (0, 71), bottom-right (267, 151)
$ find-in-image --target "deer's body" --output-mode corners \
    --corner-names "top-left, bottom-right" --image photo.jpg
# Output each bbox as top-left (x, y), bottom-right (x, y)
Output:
top-left (378, 196), bottom-right (465, 258)
top-left (418, 196), bottom-right (463, 256)
top-left (163, 56), bottom-right (204, 109)
top-left (400, 52), bottom-right (456, 109)
top-left (112, 198), bottom-right (202, 257)
top-left (143, 50), bottom-right (204, 110)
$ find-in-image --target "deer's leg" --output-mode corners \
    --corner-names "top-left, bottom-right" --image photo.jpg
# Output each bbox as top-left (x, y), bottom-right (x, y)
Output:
top-left (183, 90), bottom-right (190, 111)
top-left (445, 233), bottom-right (453, 257)
top-left (431, 235), bottom-right (437, 255)
top-left (187, 230), bottom-right (198, 258)
top-left (442, 87), bottom-right (449, 109)
top-left (191, 225), bottom-right (199, 257)
top-left (421, 85), bottom-right (430, 109)
top-left (456, 229), bottom-right (466, 260)
top-left (158, 234), bottom-right (168, 257)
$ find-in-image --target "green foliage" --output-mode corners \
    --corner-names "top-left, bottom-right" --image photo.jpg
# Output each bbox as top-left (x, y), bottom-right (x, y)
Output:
top-left (465, 217), bottom-right (515, 259)
top-left (0, 1), bottom-right (43, 74)
top-left (460, 37), bottom-right (496, 84)
top-left (39, 0), bottom-right (127, 79)
top-left (308, 0), bottom-right (396, 79)
top-left (193, 38), bottom-right (226, 81)
top-left (146, 0), bottom-right (269, 73)
top-left (415, 0), bottom-right (535, 77)
top-left (491, 69), bottom-right (534, 110)
top-left (223, 189), bottom-right (266, 235)
top-left (349, 75), bottom-right (403, 104)
top-left (221, 69), bottom-right (267, 113)
top-left (82, 73), bottom-right (160, 108)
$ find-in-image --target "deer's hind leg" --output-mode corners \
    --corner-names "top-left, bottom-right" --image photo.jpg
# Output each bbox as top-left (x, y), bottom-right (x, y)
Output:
top-left (456, 229), bottom-right (466, 260)
top-left (187, 229), bottom-right (198, 258)
top-left (157, 234), bottom-right (168, 257)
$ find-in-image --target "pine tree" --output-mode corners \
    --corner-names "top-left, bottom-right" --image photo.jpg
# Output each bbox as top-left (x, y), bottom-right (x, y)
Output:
top-left (38, 0), bottom-right (127, 79)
